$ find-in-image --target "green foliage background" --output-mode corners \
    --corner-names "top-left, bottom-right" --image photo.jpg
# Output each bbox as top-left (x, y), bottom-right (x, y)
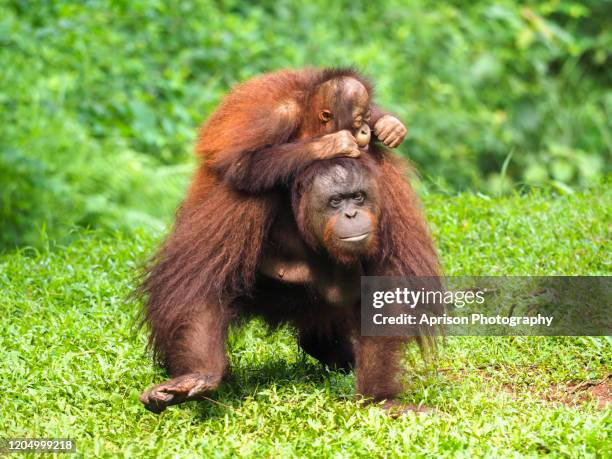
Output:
top-left (0, 0), bottom-right (610, 248)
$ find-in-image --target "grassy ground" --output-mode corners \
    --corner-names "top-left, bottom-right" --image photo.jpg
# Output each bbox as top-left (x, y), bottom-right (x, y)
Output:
top-left (1, 187), bottom-right (610, 457)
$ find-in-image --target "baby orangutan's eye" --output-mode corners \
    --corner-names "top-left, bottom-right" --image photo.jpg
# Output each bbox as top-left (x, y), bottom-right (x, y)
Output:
top-left (319, 110), bottom-right (333, 123)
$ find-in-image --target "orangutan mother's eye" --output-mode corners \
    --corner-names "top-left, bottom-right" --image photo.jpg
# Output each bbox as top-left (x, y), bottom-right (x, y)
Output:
top-left (329, 196), bottom-right (342, 207)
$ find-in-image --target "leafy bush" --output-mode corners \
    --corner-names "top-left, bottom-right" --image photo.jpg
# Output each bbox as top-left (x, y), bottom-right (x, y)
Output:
top-left (0, 0), bottom-right (609, 248)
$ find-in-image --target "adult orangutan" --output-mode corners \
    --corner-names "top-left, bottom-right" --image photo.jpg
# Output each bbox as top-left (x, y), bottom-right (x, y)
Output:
top-left (138, 68), bottom-right (439, 414)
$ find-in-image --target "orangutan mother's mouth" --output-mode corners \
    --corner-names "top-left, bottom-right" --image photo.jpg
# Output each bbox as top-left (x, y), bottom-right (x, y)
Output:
top-left (339, 232), bottom-right (370, 242)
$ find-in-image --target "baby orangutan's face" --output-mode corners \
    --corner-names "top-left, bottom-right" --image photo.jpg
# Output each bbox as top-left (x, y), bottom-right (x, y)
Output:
top-left (314, 77), bottom-right (372, 148)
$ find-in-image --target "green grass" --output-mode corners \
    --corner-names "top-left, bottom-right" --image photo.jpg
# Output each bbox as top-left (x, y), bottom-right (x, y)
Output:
top-left (1, 187), bottom-right (610, 457)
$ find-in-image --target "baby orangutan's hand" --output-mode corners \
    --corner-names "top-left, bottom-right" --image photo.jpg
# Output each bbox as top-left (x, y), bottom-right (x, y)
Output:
top-left (373, 115), bottom-right (407, 148)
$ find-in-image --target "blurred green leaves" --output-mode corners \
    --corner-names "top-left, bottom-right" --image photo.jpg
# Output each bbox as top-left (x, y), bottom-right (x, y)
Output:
top-left (0, 0), bottom-right (610, 248)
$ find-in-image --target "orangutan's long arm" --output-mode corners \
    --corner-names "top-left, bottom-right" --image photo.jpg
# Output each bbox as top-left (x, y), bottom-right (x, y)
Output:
top-left (219, 131), bottom-right (363, 193)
